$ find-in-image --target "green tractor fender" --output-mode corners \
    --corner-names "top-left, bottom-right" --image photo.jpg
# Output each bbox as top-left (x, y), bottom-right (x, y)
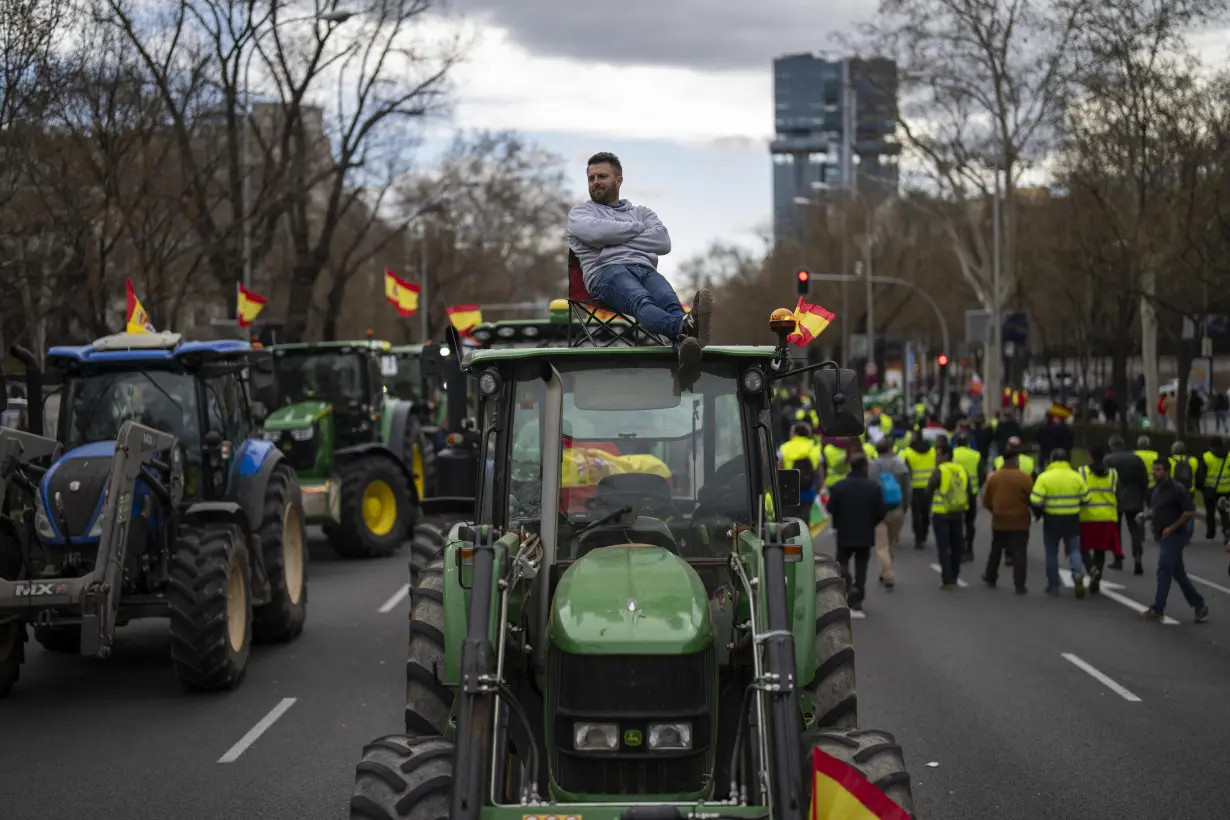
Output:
top-left (736, 518), bottom-right (817, 686)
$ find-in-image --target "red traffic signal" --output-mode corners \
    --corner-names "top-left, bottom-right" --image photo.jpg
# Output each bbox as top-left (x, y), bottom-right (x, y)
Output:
top-left (937, 354), bottom-right (950, 367)
top-left (795, 268), bottom-right (811, 296)
top-left (796, 269), bottom-right (809, 283)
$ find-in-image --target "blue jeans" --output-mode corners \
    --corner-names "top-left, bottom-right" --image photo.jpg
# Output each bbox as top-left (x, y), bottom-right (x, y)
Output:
top-left (1152, 532), bottom-right (1205, 613)
top-left (590, 264), bottom-right (686, 343)
top-left (1043, 528), bottom-right (1084, 588)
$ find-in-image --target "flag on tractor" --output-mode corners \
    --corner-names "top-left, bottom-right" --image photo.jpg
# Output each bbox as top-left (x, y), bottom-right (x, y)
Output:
top-left (126, 278), bottom-right (156, 334)
top-left (384, 269), bottom-right (421, 317)
top-left (787, 297), bottom-right (835, 347)
top-left (237, 283), bottom-right (267, 329)
top-left (809, 746), bottom-right (911, 820)
top-left (446, 303), bottom-right (482, 336)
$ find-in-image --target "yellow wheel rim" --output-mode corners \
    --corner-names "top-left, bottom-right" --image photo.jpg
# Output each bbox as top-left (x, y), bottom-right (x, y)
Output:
top-left (412, 443), bottom-right (425, 500)
top-left (226, 552), bottom-right (247, 653)
top-left (362, 479), bottom-right (398, 536)
top-left (282, 503), bottom-right (304, 605)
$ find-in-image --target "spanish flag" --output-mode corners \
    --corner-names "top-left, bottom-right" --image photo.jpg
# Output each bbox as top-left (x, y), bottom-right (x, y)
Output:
top-left (126, 278), bottom-right (156, 334)
top-left (810, 746), bottom-right (911, 820)
top-left (446, 303), bottom-right (482, 336)
top-left (237, 283), bottom-right (267, 328)
top-left (787, 297), bottom-right (835, 347)
top-left (384, 269), bottom-right (421, 317)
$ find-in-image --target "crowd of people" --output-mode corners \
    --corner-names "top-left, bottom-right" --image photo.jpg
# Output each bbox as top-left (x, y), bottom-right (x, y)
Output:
top-left (778, 396), bottom-right (1224, 623)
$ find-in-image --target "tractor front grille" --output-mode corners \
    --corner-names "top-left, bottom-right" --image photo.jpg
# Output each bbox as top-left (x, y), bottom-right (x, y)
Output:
top-left (276, 431), bottom-right (319, 472)
top-left (45, 457), bottom-right (111, 537)
top-left (547, 647), bottom-right (714, 795)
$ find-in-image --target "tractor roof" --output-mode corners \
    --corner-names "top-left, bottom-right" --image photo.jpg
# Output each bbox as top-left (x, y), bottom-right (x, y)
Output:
top-left (390, 344), bottom-right (425, 355)
top-left (271, 340), bottom-right (392, 353)
top-left (47, 332), bottom-right (253, 369)
top-left (467, 344), bottom-right (776, 367)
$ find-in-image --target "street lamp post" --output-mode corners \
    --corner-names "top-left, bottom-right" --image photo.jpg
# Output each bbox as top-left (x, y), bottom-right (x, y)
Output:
top-left (240, 10), bottom-right (355, 290)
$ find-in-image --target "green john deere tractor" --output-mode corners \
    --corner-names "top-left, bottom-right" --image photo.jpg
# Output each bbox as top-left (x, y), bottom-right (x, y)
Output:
top-left (264, 339), bottom-right (433, 559)
top-left (350, 309), bottom-right (915, 819)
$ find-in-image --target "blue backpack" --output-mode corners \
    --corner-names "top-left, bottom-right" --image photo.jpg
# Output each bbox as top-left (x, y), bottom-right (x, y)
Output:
top-left (877, 469), bottom-right (903, 506)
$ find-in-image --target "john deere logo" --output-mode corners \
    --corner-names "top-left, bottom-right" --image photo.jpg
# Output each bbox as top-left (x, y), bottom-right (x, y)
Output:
top-left (623, 729), bottom-right (642, 747)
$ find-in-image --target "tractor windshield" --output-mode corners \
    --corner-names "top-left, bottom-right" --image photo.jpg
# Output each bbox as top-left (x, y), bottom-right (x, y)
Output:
top-left (61, 369), bottom-right (199, 452)
top-left (273, 351), bottom-right (365, 406)
top-left (385, 354), bottom-right (422, 400)
top-left (507, 363), bottom-right (749, 559)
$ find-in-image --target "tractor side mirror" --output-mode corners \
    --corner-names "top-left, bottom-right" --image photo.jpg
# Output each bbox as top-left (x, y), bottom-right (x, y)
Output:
top-left (250, 400), bottom-right (269, 425)
top-left (812, 367), bottom-right (865, 437)
top-left (247, 350), bottom-right (279, 408)
top-left (203, 430), bottom-right (223, 452)
top-left (775, 468), bottom-right (802, 511)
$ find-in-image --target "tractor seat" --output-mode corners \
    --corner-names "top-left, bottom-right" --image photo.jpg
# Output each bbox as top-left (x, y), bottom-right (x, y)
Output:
top-left (566, 250), bottom-right (671, 348)
top-left (574, 515), bottom-right (678, 557)
top-left (589, 472), bottom-right (676, 519)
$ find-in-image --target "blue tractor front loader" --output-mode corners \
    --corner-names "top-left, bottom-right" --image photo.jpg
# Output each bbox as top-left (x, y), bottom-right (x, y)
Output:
top-left (0, 332), bottom-right (308, 695)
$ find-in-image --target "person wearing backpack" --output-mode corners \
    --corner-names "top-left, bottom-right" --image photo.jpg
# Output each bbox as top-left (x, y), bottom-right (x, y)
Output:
top-left (868, 437), bottom-right (911, 589)
top-left (777, 422), bottom-right (821, 516)
top-left (1168, 441), bottom-right (1197, 493)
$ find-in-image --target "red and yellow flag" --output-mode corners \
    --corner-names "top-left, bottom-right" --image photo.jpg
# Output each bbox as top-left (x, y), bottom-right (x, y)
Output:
top-left (237, 283), bottom-right (267, 329)
top-left (384, 269), bottom-right (422, 317)
top-left (809, 746), bottom-right (911, 820)
top-left (446, 303), bottom-right (482, 336)
top-left (787, 297), bottom-right (835, 347)
top-left (126, 278), bottom-right (156, 334)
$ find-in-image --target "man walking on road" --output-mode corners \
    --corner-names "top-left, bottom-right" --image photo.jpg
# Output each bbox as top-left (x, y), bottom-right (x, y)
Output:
top-left (825, 452), bottom-right (887, 611)
top-left (927, 442), bottom-right (969, 589)
top-left (952, 432), bottom-right (983, 564)
top-left (868, 437), bottom-right (911, 590)
top-left (1106, 434), bottom-right (1149, 575)
top-left (981, 447), bottom-right (1034, 593)
top-left (1143, 460), bottom-right (1209, 623)
top-left (1195, 436), bottom-right (1230, 546)
top-left (1030, 448), bottom-right (1089, 598)
top-left (1078, 445), bottom-right (1120, 595)
top-left (903, 430), bottom-right (937, 550)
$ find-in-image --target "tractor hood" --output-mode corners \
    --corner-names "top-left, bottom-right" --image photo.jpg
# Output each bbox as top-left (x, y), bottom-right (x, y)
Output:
top-left (265, 400), bottom-right (331, 431)
top-left (41, 441), bottom-right (115, 539)
top-left (549, 546), bottom-right (713, 655)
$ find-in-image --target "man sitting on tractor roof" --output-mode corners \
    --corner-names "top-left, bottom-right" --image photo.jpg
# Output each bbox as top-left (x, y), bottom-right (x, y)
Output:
top-left (567, 151), bottom-right (714, 382)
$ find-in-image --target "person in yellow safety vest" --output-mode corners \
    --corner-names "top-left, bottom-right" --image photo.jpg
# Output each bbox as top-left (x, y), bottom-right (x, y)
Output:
top-left (1196, 436), bottom-right (1230, 545)
top-left (1078, 445), bottom-right (1121, 595)
top-left (1029, 447), bottom-right (1089, 598)
top-left (861, 438), bottom-right (878, 463)
top-left (926, 442), bottom-right (969, 588)
top-left (952, 432), bottom-right (983, 563)
top-left (795, 401), bottom-right (820, 430)
top-left (993, 435), bottom-right (1036, 477)
top-left (913, 401), bottom-right (927, 425)
top-left (822, 438), bottom-right (850, 486)
top-left (1167, 441), bottom-right (1198, 494)
top-left (902, 430), bottom-right (937, 550)
top-left (1135, 434), bottom-right (1159, 491)
top-left (778, 422), bottom-right (822, 511)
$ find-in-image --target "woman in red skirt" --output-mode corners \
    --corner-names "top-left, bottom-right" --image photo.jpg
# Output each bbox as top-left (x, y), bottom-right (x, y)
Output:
top-left (1080, 446), bottom-right (1122, 595)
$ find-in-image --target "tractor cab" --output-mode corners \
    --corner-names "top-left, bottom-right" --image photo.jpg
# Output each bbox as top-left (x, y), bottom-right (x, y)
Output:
top-left (268, 339), bottom-right (389, 451)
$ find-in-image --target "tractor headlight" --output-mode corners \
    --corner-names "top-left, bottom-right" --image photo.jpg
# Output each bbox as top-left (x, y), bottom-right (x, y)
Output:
top-left (648, 722), bottom-right (693, 750)
top-left (262, 429), bottom-right (280, 442)
top-left (741, 368), bottom-right (765, 394)
top-left (573, 722), bottom-right (619, 752)
top-left (34, 501), bottom-right (55, 540)
top-left (290, 427), bottom-right (314, 442)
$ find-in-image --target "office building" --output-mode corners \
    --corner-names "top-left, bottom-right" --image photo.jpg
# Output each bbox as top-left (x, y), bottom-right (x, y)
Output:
top-left (770, 53), bottom-right (900, 241)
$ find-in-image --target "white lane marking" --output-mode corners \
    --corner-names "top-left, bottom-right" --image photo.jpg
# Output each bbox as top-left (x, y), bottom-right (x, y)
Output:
top-left (1061, 653), bottom-right (1141, 702)
top-left (1189, 573), bottom-right (1230, 597)
top-left (850, 610), bottom-right (867, 619)
top-left (218, 698), bottom-right (297, 763)
top-left (1059, 569), bottom-right (1180, 624)
top-left (378, 584), bottom-right (411, 613)
top-left (928, 564), bottom-right (969, 587)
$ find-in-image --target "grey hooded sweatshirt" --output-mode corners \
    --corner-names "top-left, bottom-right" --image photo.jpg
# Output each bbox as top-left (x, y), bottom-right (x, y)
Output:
top-left (567, 199), bottom-right (671, 291)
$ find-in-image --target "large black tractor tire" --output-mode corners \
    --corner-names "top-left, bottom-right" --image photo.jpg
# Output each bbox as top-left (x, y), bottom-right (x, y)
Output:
top-left (407, 525), bottom-right (445, 588)
top-left (351, 735), bottom-right (454, 820)
top-left (0, 621), bottom-right (26, 698)
top-left (33, 623), bottom-right (81, 653)
top-left (252, 465), bottom-right (309, 644)
top-left (406, 417), bottom-right (437, 503)
top-left (168, 523), bottom-right (252, 691)
top-left (404, 556), bottom-right (451, 736)
top-left (805, 555), bottom-right (858, 729)
top-left (328, 457), bottom-right (412, 559)
top-left (802, 728), bottom-right (915, 816)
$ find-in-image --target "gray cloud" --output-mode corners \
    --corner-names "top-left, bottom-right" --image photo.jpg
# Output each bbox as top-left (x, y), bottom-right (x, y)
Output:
top-left (444, 0), bottom-right (872, 71)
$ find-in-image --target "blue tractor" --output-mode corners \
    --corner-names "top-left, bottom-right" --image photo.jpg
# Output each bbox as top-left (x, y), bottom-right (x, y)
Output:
top-left (0, 332), bottom-right (307, 695)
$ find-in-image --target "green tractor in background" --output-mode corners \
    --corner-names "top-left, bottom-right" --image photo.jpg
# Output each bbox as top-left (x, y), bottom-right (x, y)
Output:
top-left (350, 310), bottom-right (915, 820)
top-left (264, 338), bottom-right (434, 559)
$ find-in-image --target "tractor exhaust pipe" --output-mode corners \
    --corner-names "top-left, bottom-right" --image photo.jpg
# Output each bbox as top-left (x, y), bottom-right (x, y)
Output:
top-left (9, 345), bottom-right (43, 436)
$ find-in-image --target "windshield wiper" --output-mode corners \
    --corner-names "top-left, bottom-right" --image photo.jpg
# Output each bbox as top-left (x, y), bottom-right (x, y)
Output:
top-left (139, 371), bottom-right (183, 415)
top-left (571, 504), bottom-right (634, 542)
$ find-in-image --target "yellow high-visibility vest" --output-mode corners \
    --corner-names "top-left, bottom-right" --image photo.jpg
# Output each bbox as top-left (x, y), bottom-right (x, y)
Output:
top-left (953, 446), bottom-right (982, 493)
top-left (1029, 461), bottom-right (1087, 516)
top-left (1136, 449), bottom-right (1159, 488)
top-left (823, 443), bottom-right (848, 484)
top-left (932, 462), bottom-right (970, 514)
top-left (902, 447), bottom-right (936, 489)
top-left (780, 437), bottom-right (820, 470)
top-left (994, 453), bottom-right (1035, 476)
top-left (1202, 451), bottom-right (1230, 492)
top-left (1078, 466), bottom-right (1118, 523)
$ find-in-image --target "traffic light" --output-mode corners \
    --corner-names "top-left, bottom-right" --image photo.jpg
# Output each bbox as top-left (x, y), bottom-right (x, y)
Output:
top-left (796, 268), bottom-right (810, 296)
top-left (937, 354), bottom-right (949, 369)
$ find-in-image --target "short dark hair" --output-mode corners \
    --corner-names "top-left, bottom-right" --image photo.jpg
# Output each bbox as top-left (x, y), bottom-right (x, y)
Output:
top-left (791, 422), bottom-right (812, 438)
top-left (587, 152), bottom-right (622, 174)
top-left (1090, 444), bottom-right (1105, 461)
top-left (935, 442), bottom-right (952, 459)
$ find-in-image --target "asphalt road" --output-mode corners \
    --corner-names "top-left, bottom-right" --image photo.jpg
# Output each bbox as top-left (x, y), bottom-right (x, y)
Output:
top-left (3, 515), bottom-right (1230, 819)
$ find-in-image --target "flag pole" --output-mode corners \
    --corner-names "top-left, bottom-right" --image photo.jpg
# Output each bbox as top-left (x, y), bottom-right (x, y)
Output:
top-left (419, 232), bottom-right (428, 342)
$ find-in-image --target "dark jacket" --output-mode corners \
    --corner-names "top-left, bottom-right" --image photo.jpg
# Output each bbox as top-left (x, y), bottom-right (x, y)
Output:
top-left (1105, 448), bottom-right (1149, 512)
top-left (825, 469), bottom-right (887, 548)
top-left (1036, 421), bottom-right (1074, 465)
top-left (995, 419), bottom-right (1022, 449)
